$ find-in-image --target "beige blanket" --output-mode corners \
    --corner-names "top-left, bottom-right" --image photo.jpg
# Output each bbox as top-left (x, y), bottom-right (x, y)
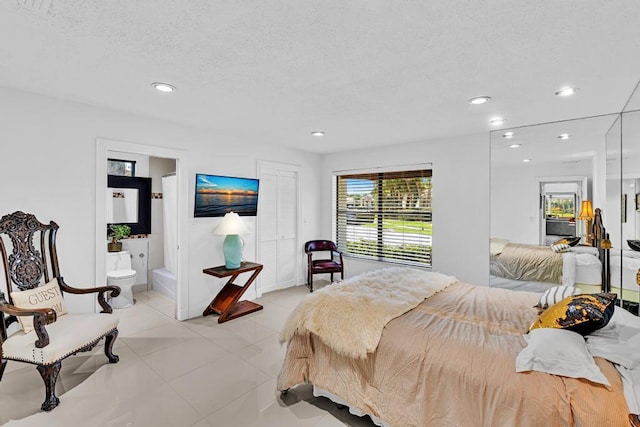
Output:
top-left (490, 242), bottom-right (564, 284)
top-left (278, 283), bottom-right (629, 426)
top-left (280, 267), bottom-right (456, 359)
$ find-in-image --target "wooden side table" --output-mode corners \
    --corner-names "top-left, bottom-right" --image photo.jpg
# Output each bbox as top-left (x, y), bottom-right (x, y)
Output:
top-left (202, 262), bottom-right (263, 323)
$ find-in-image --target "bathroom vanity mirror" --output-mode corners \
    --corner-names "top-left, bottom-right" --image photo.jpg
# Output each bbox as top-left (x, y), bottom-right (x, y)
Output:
top-left (108, 187), bottom-right (139, 223)
top-left (107, 175), bottom-right (152, 235)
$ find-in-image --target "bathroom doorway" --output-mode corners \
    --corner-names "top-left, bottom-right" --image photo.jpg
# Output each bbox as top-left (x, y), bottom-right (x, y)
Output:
top-left (95, 138), bottom-right (189, 320)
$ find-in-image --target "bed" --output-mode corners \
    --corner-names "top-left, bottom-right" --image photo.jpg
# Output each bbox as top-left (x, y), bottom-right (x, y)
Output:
top-left (490, 208), bottom-right (609, 295)
top-left (277, 267), bottom-right (639, 426)
top-left (610, 250), bottom-right (640, 304)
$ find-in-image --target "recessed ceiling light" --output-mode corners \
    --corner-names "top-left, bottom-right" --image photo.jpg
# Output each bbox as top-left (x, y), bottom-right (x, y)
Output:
top-left (558, 133), bottom-right (571, 140)
top-left (509, 143), bottom-right (522, 148)
top-left (151, 82), bottom-right (176, 93)
top-left (502, 132), bottom-right (515, 139)
top-left (555, 87), bottom-right (578, 97)
top-left (469, 96), bottom-right (491, 105)
top-left (523, 159), bottom-right (531, 163)
top-left (311, 131), bottom-right (325, 136)
top-left (489, 117), bottom-right (505, 126)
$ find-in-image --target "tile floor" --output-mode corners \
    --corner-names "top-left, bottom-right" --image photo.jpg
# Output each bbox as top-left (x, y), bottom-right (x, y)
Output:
top-left (0, 282), bottom-right (376, 426)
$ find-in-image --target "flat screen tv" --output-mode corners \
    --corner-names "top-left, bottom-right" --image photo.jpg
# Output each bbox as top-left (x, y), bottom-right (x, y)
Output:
top-left (194, 174), bottom-right (259, 217)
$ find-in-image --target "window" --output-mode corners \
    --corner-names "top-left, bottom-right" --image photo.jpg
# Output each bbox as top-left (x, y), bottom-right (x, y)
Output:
top-left (107, 158), bottom-right (136, 177)
top-left (336, 169), bottom-right (432, 267)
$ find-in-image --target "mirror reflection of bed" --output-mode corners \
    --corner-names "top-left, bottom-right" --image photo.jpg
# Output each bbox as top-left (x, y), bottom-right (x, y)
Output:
top-left (489, 111), bottom-right (640, 309)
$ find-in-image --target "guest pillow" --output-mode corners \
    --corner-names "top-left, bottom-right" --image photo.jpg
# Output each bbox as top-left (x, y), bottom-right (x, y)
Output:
top-left (10, 278), bottom-right (67, 333)
top-left (534, 286), bottom-right (581, 312)
top-left (516, 327), bottom-right (610, 388)
top-left (529, 293), bottom-right (616, 336)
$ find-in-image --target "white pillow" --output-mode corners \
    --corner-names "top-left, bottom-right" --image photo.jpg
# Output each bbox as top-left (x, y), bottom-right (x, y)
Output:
top-left (551, 243), bottom-right (570, 253)
top-left (490, 238), bottom-right (509, 256)
top-left (516, 328), bottom-right (610, 388)
top-left (534, 285), bottom-right (581, 311)
top-left (10, 278), bottom-right (67, 333)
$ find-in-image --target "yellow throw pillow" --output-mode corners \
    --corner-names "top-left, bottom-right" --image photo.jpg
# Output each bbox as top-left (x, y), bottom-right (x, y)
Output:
top-left (10, 278), bottom-right (67, 333)
top-left (529, 293), bottom-right (616, 336)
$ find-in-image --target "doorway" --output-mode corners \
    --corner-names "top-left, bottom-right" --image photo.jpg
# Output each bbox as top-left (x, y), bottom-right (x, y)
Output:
top-left (538, 177), bottom-right (588, 246)
top-left (95, 138), bottom-right (189, 320)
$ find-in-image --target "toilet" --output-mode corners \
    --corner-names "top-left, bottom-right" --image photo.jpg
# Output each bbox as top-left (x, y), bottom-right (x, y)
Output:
top-left (106, 251), bottom-right (137, 308)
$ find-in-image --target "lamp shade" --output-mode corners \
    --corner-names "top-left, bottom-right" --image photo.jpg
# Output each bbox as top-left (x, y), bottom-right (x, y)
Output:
top-left (577, 200), bottom-right (594, 220)
top-left (213, 212), bottom-right (249, 235)
top-left (213, 212), bottom-right (249, 269)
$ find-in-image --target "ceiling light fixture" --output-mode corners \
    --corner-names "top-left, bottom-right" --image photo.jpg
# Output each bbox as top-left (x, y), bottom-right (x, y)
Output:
top-left (509, 144), bottom-right (522, 148)
top-left (311, 131), bottom-right (325, 136)
top-left (489, 117), bottom-right (505, 126)
top-left (151, 82), bottom-right (176, 93)
top-left (558, 133), bottom-right (571, 140)
top-left (469, 96), bottom-right (491, 105)
top-left (502, 132), bottom-right (515, 139)
top-left (523, 159), bottom-right (531, 163)
top-left (555, 87), bottom-right (578, 97)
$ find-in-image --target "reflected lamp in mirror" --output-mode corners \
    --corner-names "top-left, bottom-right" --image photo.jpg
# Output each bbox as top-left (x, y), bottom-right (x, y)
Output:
top-left (577, 200), bottom-right (595, 246)
top-left (213, 212), bottom-right (249, 269)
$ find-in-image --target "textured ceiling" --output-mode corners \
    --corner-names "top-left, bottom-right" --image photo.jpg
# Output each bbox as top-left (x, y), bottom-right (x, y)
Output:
top-left (1, 1), bottom-right (640, 153)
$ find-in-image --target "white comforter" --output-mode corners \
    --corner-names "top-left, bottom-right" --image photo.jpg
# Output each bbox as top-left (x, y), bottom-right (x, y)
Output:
top-left (587, 306), bottom-right (640, 413)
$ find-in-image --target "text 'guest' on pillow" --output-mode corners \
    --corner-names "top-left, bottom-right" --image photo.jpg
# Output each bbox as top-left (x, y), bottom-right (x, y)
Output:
top-left (10, 278), bottom-right (67, 333)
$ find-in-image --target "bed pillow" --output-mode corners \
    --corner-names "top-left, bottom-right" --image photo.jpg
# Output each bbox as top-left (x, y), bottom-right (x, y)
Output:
top-left (554, 237), bottom-right (581, 247)
top-left (534, 286), bottom-right (581, 312)
top-left (10, 278), bottom-right (67, 333)
top-left (516, 327), bottom-right (610, 388)
top-left (551, 243), bottom-right (570, 253)
top-left (490, 238), bottom-right (509, 256)
top-left (529, 293), bottom-right (616, 336)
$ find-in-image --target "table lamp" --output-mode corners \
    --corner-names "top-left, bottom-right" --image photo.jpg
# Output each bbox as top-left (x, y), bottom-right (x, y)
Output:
top-left (213, 212), bottom-right (249, 269)
top-left (577, 200), bottom-right (595, 246)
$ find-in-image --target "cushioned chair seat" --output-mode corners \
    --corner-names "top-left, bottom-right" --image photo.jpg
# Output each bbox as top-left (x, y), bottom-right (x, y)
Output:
top-left (2, 314), bottom-right (119, 365)
top-left (312, 260), bottom-right (342, 271)
top-left (304, 240), bottom-right (344, 292)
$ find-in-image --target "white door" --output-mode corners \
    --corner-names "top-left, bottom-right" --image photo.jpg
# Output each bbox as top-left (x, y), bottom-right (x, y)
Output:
top-left (257, 161), bottom-right (299, 295)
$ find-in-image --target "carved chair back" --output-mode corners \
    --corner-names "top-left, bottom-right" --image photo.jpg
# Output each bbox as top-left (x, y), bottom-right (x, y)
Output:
top-left (0, 211), bottom-right (63, 341)
top-left (304, 240), bottom-right (339, 254)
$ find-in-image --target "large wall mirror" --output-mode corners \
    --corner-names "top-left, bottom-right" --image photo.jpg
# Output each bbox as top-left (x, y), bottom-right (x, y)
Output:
top-left (490, 113), bottom-right (619, 294)
top-left (609, 83), bottom-right (640, 307)
top-left (490, 81), bottom-right (640, 311)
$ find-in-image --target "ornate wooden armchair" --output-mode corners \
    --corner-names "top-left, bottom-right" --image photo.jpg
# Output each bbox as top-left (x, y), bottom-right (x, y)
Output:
top-left (304, 240), bottom-right (344, 292)
top-left (0, 211), bottom-right (121, 411)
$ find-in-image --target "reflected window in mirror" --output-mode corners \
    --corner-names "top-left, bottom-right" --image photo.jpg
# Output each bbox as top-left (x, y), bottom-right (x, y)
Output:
top-left (108, 158), bottom-right (136, 177)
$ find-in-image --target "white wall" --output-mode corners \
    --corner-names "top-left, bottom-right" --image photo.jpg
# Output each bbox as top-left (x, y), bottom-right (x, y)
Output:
top-left (491, 161), bottom-right (592, 244)
top-left (0, 87), bottom-right (322, 317)
top-left (321, 133), bottom-right (491, 286)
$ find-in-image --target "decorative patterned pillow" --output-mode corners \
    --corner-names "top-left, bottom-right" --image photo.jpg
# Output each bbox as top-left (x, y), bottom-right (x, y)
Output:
top-left (534, 286), bottom-right (581, 312)
top-left (529, 293), bottom-right (617, 336)
top-left (551, 243), bottom-right (570, 253)
top-left (554, 237), bottom-right (581, 247)
top-left (10, 278), bottom-right (67, 333)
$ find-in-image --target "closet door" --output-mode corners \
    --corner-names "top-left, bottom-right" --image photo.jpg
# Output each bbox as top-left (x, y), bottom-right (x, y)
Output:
top-left (257, 162), bottom-right (299, 295)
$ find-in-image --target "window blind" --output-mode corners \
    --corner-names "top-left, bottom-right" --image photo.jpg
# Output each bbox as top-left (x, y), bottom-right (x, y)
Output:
top-left (336, 169), bottom-right (432, 267)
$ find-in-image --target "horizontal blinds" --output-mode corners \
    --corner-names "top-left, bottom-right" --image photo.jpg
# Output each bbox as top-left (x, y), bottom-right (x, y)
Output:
top-left (336, 169), bottom-right (432, 267)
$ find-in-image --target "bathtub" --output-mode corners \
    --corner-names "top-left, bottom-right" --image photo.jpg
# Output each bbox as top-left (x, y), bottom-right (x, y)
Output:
top-left (152, 268), bottom-right (176, 300)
